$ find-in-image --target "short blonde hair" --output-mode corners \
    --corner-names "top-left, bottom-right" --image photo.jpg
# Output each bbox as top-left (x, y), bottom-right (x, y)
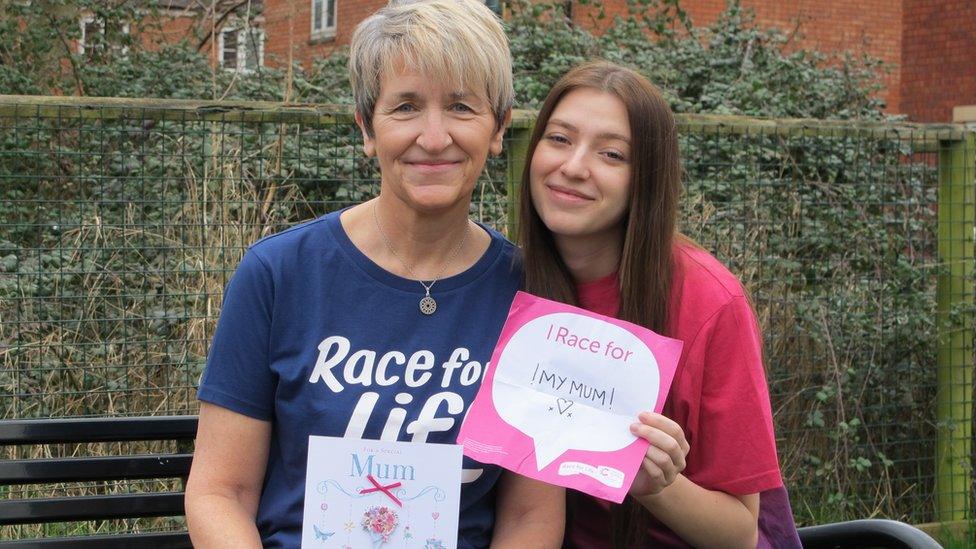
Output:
top-left (349, 0), bottom-right (514, 135)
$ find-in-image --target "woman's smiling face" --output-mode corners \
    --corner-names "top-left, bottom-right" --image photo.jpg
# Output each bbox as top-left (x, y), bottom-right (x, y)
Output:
top-left (529, 87), bottom-right (632, 244)
top-left (359, 66), bottom-right (505, 215)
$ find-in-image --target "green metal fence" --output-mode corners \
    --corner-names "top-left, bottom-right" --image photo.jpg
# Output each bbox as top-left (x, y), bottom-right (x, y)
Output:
top-left (1, 96), bottom-right (973, 533)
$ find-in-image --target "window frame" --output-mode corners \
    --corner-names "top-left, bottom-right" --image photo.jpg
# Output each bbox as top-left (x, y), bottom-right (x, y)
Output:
top-left (78, 15), bottom-right (129, 59)
top-left (219, 26), bottom-right (265, 73)
top-left (310, 0), bottom-right (337, 40)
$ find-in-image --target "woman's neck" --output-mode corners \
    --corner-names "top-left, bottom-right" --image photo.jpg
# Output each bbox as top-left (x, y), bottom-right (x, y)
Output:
top-left (374, 195), bottom-right (471, 256)
top-left (554, 229), bottom-right (623, 284)
top-left (342, 196), bottom-right (488, 281)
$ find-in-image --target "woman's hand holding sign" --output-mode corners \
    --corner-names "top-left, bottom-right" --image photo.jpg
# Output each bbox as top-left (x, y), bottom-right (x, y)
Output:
top-left (627, 411), bottom-right (760, 548)
top-left (628, 411), bottom-right (690, 497)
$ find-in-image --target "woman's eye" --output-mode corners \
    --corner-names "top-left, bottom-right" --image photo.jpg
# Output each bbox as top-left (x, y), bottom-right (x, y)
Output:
top-left (393, 103), bottom-right (417, 113)
top-left (545, 134), bottom-right (570, 144)
top-left (604, 151), bottom-right (627, 162)
top-left (451, 103), bottom-right (474, 113)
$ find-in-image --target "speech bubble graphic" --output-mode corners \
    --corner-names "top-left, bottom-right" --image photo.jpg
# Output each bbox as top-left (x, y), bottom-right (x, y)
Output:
top-left (491, 313), bottom-right (660, 469)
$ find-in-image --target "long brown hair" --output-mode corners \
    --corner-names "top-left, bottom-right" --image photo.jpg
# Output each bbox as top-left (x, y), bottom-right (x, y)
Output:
top-left (517, 60), bottom-right (682, 547)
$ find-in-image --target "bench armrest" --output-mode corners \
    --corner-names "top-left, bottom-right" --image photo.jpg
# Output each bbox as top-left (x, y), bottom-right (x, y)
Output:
top-left (798, 519), bottom-right (942, 549)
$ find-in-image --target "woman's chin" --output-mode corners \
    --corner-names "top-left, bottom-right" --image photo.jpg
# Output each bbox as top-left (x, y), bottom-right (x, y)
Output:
top-left (398, 188), bottom-right (474, 214)
top-left (539, 213), bottom-right (591, 239)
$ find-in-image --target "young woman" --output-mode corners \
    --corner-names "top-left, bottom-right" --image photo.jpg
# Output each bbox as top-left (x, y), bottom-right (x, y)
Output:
top-left (519, 60), bottom-right (800, 548)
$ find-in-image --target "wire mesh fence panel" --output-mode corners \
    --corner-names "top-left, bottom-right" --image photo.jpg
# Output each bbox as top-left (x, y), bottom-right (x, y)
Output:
top-left (676, 119), bottom-right (968, 526)
top-left (0, 98), bottom-right (972, 530)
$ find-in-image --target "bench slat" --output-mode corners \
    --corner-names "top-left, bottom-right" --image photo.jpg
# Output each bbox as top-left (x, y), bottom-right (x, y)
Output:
top-left (0, 531), bottom-right (191, 549)
top-left (0, 454), bottom-right (192, 485)
top-left (0, 417), bottom-right (198, 445)
top-left (0, 532), bottom-right (193, 549)
top-left (0, 493), bottom-right (185, 525)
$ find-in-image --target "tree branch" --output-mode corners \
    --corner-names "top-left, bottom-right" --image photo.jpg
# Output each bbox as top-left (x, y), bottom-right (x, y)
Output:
top-left (196, 0), bottom-right (253, 52)
top-left (47, 12), bottom-right (86, 96)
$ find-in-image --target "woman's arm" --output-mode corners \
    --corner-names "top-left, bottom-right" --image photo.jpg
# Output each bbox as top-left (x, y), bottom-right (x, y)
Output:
top-left (637, 475), bottom-right (759, 548)
top-left (490, 473), bottom-right (565, 548)
top-left (185, 402), bottom-right (272, 548)
top-left (629, 412), bottom-right (760, 548)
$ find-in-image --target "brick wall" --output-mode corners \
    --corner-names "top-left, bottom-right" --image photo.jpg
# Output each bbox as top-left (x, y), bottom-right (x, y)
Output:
top-left (901, 0), bottom-right (976, 122)
top-left (577, 0), bottom-right (903, 113)
top-left (140, 10), bottom-right (197, 50)
top-left (262, 0), bottom-right (385, 70)
top-left (138, 7), bottom-right (235, 68)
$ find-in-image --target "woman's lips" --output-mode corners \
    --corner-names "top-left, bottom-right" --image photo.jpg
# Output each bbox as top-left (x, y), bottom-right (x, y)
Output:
top-left (406, 161), bottom-right (462, 174)
top-left (547, 183), bottom-right (593, 204)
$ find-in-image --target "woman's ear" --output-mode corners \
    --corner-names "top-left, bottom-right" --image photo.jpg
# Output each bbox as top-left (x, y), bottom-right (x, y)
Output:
top-left (354, 111), bottom-right (375, 157)
top-left (489, 108), bottom-right (513, 157)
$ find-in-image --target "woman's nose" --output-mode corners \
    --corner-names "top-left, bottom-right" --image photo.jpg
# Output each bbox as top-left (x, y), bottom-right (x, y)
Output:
top-left (559, 149), bottom-right (590, 180)
top-left (416, 111), bottom-right (453, 152)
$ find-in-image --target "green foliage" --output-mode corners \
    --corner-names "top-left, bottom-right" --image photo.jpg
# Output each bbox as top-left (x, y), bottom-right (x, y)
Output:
top-left (0, 0), bottom-right (288, 100)
top-left (2, 0), bottom-right (887, 117)
top-left (505, 0), bottom-right (887, 117)
top-left (1, 0), bottom-right (142, 95)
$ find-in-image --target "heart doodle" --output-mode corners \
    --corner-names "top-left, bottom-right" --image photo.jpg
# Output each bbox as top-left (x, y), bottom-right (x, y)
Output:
top-left (556, 398), bottom-right (574, 415)
top-left (432, 512), bottom-right (440, 520)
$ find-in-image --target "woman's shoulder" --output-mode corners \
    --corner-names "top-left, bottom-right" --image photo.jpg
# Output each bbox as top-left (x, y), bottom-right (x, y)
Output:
top-left (475, 221), bottom-right (522, 269)
top-left (669, 240), bottom-right (751, 335)
top-left (246, 211), bottom-right (339, 259)
top-left (478, 222), bottom-right (518, 249)
top-left (673, 240), bottom-right (747, 301)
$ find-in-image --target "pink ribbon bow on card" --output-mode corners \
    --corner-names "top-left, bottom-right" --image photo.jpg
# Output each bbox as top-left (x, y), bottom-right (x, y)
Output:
top-left (359, 474), bottom-right (403, 507)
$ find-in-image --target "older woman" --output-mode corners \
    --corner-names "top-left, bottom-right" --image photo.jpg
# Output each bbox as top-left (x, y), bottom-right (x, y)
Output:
top-left (184, 1), bottom-right (564, 547)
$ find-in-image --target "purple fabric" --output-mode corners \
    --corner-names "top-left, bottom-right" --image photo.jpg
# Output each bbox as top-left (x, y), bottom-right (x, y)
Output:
top-left (757, 486), bottom-right (802, 548)
top-left (566, 484), bottom-right (803, 547)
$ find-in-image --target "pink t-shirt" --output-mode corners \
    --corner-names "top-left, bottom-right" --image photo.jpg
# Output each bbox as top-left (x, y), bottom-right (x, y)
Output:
top-left (565, 243), bottom-right (799, 548)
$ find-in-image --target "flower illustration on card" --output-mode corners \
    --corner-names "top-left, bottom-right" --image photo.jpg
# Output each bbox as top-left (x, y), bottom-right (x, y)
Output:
top-left (424, 538), bottom-right (447, 549)
top-left (361, 506), bottom-right (399, 547)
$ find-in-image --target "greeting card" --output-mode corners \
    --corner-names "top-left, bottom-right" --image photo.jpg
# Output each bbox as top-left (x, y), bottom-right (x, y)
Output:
top-left (457, 291), bottom-right (683, 503)
top-left (302, 436), bottom-right (462, 548)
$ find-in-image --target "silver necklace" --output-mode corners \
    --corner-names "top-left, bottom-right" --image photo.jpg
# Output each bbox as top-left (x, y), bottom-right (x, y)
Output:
top-left (372, 202), bottom-right (470, 315)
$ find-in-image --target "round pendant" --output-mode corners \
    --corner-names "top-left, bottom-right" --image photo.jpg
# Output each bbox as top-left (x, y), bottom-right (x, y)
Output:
top-left (419, 296), bottom-right (437, 315)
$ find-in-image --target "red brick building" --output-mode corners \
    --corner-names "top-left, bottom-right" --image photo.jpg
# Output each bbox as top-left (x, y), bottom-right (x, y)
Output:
top-left (143, 0), bottom-right (270, 71)
top-left (260, 0), bottom-right (379, 67)
top-left (900, 0), bottom-right (976, 123)
top-left (152, 0), bottom-right (974, 123)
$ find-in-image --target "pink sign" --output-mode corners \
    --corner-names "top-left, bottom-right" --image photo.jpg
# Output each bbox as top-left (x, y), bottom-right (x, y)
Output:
top-left (457, 292), bottom-right (682, 503)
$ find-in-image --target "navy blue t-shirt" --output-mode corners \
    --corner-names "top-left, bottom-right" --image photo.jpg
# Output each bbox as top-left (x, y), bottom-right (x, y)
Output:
top-left (198, 210), bottom-right (521, 548)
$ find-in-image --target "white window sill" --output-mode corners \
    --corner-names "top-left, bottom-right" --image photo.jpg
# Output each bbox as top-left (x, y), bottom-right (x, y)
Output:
top-left (309, 30), bottom-right (336, 44)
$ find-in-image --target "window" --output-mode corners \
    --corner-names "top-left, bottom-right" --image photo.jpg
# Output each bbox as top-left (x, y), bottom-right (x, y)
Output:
top-left (79, 17), bottom-right (99, 56)
top-left (78, 16), bottom-right (129, 59)
top-left (220, 27), bottom-right (265, 72)
top-left (311, 0), bottom-right (337, 39)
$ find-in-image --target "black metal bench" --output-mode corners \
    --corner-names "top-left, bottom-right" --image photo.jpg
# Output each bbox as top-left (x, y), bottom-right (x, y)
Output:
top-left (0, 415), bottom-right (947, 548)
top-left (798, 519), bottom-right (943, 549)
top-left (0, 416), bottom-right (197, 548)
